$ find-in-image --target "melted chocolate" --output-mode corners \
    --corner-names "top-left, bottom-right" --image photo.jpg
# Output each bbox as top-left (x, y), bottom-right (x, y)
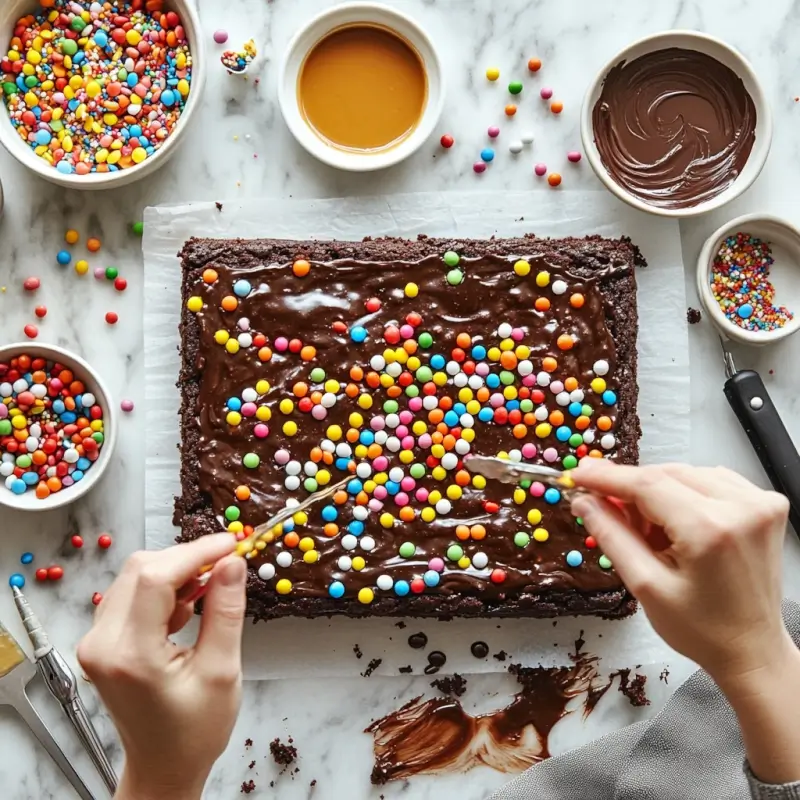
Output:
top-left (184, 252), bottom-right (627, 605)
top-left (470, 641), bottom-right (489, 659)
top-left (592, 48), bottom-right (756, 209)
top-left (424, 650), bottom-right (447, 675)
top-left (408, 632), bottom-right (428, 649)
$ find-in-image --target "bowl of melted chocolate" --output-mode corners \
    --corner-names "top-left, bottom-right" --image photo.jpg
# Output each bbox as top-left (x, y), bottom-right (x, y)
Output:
top-left (279, 3), bottom-right (444, 171)
top-left (581, 31), bottom-right (771, 217)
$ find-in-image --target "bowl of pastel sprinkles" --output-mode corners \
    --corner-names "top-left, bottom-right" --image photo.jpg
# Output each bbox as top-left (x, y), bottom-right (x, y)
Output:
top-left (0, 344), bottom-right (117, 511)
top-left (0, 0), bottom-right (205, 188)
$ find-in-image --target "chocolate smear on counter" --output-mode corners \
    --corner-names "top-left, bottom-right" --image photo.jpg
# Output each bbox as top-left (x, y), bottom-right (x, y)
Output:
top-left (687, 307), bottom-right (702, 324)
top-left (366, 659), bottom-right (599, 784)
top-left (353, 644), bottom-right (363, 659)
top-left (431, 673), bottom-right (467, 698)
top-left (493, 650), bottom-right (508, 662)
top-left (470, 641), bottom-right (489, 659)
top-left (659, 667), bottom-right (670, 684)
top-left (395, 621), bottom-right (407, 629)
top-left (248, 760), bottom-right (255, 770)
top-left (399, 665), bottom-right (413, 674)
top-left (215, 202), bottom-right (223, 212)
top-left (361, 658), bottom-right (382, 678)
top-left (592, 48), bottom-right (756, 209)
top-left (244, 738), bottom-right (253, 748)
top-left (408, 632), bottom-right (428, 649)
top-left (423, 650), bottom-right (447, 675)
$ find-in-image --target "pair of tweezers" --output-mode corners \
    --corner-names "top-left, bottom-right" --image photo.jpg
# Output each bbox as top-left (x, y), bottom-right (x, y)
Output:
top-left (463, 455), bottom-right (585, 500)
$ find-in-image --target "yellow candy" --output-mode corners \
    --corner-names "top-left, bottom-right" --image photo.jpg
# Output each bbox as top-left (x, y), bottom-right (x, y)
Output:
top-left (466, 399), bottom-right (480, 415)
top-left (527, 508), bottom-right (543, 525)
top-left (349, 412), bottom-right (363, 427)
top-left (591, 377), bottom-right (607, 394)
top-left (533, 527), bottom-right (549, 542)
top-left (104, 114), bottom-right (120, 128)
top-left (433, 372), bottom-right (447, 387)
top-left (535, 422), bottom-right (552, 438)
top-left (256, 379), bottom-right (270, 394)
top-left (458, 556), bottom-right (471, 569)
top-left (283, 421), bottom-right (298, 436)
top-left (316, 469), bottom-right (331, 485)
top-left (95, 148), bottom-right (109, 163)
top-left (428, 490), bottom-right (442, 504)
top-left (503, 386), bottom-right (518, 400)
top-left (255, 405), bottom-right (271, 421)
top-left (487, 347), bottom-right (501, 361)
top-left (214, 330), bottom-right (230, 345)
top-left (394, 348), bottom-right (408, 364)
top-left (177, 78), bottom-right (190, 97)
top-left (358, 394), bottom-right (372, 410)
top-left (471, 474), bottom-right (486, 489)
top-left (379, 513), bottom-right (394, 528)
top-left (85, 80), bottom-right (101, 98)
top-left (293, 511), bottom-right (308, 525)
top-left (500, 338), bottom-right (514, 351)
top-left (131, 147), bottom-right (147, 164)
top-left (363, 479), bottom-right (376, 494)
top-left (412, 420), bottom-right (427, 436)
top-left (324, 379), bottom-right (339, 394)
top-left (225, 339), bottom-right (239, 354)
top-left (186, 296), bottom-right (203, 312)
top-left (126, 29), bottom-right (142, 46)
top-left (176, 53), bottom-right (187, 70)
top-left (486, 66), bottom-right (500, 81)
top-left (279, 398), bottom-right (294, 415)
top-left (303, 550), bottom-right (319, 564)
top-left (405, 282), bottom-right (418, 298)
top-left (421, 507), bottom-right (436, 523)
top-left (358, 587), bottom-right (374, 604)
top-left (399, 450), bottom-right (413, 464)
top-left (228, 521), bottom-right (243, 534)
top-left (514, 259), bottom-right (530, 276)
top-left (374, 472), bottom-right (387, 485)
top-left (235, 541), bottom-right (252, 557)
top-left (107, 151), bottom-right (121, 165)
top-left (355, 445), bottom-right (368, 459)
top-left (352, 556), bottom-right (366, 571)
top-left (379, 374), bottom-right (394, 389)
top-left (535, 271), bottom-right (550, 287)
top-left (431, 444), bottom-right (445, 459)
top-left (24, 92), bottom-right (37, 108)
top-left (90, 420), bottom-right (103, 432)
top-left (431, 466), bottom-right (446, 481)
top-left (325, 424), bottom-right (341, 441)
top-left (275, 579), bottom-right (292, 595)
top-left (458, 387), bottom-right (473, 403)
top-left (226, 411), bottom-right (242, 426)
top-left (513, 488), bottom-right (526, 505)
top-left (26, 50), bottom-right (41, 65)
top-left (407, 356), bottom-right (421, 371)
top-left (298, 536), bottom-right (315, 552)
top-left (462, 428), bottom-right (476, 443)
top-left (12, 416), bottom-right (27, 430)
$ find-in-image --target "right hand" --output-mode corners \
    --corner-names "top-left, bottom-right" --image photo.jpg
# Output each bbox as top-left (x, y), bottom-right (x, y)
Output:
top-left (570, 460), bottom-right (792, 683)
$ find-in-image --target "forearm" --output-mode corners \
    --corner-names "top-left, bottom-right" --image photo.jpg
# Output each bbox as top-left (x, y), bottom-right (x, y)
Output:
top-left (713, 632), bottom-right (800, 785)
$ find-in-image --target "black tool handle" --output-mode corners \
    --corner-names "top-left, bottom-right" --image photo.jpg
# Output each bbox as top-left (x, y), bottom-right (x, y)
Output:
top-left (724, 370), bottom-right (800, 537)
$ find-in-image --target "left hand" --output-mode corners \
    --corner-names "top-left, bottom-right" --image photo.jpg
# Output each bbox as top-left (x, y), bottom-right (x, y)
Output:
top-left (77, 535), bottom-right (246, 800)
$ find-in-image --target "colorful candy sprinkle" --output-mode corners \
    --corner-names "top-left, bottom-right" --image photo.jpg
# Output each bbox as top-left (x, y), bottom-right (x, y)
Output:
top-left (486, 67), bottom-right (500, 81)
top-left (527, 58), bottom-right (542, 72)
top-left (221, 38), bottom-right (256, 73)
top-left (440, 133), bottom-right (454, 148)
top-left (540, 87), bottom-right (553, 99)
top-left (2, 1), bottom-right (193, 175)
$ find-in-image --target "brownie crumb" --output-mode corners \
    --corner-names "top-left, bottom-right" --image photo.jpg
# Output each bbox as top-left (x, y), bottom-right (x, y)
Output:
top-left (240, 779), bottom-right (256, 794)
top-left (431, 673), bottom-right (467, 697)
top-left (395, 621), bottom-right (407, 629)
top-left (353, 644), bottom-right (363, 659)
top-left (248, 760), bottom-right (255, 769)
top-left (215, 201), bottom-right (223, 212)
top-left (361, 658), bottom-right (382, 677)
top-left (244, 738), bottom-right (253, 748)
top-left (686, 307), bottom-right (702, 324)
top-left (493, 650), bottom-right (508, 661)
top-left (310, 779), bottom-right (317, 787)
top-left (270, 780), bottom-right (275, 788)
top-left (399, 665), bottom-right (413, 674)
top-left (270, 737), bottom-right (297, 766)
top-left (659, 668), bottom-right (670, 684)
top-left (614, 669), bottom-right (650, 707)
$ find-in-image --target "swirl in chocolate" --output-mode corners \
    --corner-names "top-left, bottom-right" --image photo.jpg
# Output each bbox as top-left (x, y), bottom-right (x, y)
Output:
top-left (592, 47), bottom-right (757, 209)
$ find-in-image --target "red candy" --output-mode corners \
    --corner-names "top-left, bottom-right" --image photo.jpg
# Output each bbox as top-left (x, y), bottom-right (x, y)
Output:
top-left (91, 592), bottom-right (103, 606)
top-left (98, 533), bottom-right (112, 549)
top-left (71, 535), bottom-right (84, 548)
top-left (47, 566), bottom-right (64, 581)
top-left (35, 306), bottom-right (47, 318)
top-left (35, 568), bottom-right (48, 582)
top-left (24, 324), bottom-right (38, 339)
top-left (23, 277), bottom-right (40, 291)
top-left (105, 312), bottom-right (118, 324)
top-left (114, 277), bottom-right (127, 292)
top-left (440, 134), bottom-right (454, 148)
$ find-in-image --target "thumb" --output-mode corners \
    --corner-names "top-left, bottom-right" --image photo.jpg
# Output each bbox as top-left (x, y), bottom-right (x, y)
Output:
top-left (195, 555), bottom-right (247, 667)
top-left (571, 495), bottom-right (670, 597)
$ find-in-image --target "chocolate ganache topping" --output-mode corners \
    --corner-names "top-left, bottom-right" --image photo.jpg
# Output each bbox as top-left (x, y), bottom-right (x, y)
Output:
top-left (180, 250), bottom-right (632, 610)
top-left (592, 47), bottom-right (757, 209)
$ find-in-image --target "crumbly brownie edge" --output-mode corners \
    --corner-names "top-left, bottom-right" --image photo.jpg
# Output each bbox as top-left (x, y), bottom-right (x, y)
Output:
top-left (174, 234), bottom-right (641, 620)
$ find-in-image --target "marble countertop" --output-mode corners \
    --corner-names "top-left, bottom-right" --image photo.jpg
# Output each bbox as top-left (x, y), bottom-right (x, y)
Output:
top-left (1, 0), bottom-right (800, 797)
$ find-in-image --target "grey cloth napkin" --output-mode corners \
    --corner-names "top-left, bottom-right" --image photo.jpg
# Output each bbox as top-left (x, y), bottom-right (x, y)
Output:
top-left (491, 600), bottom-right (800, 800)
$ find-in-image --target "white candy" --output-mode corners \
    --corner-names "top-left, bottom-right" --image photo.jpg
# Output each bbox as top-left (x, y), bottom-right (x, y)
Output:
top-left (353, 506), bottom-right (369, 521)
top-left (237, 317), bottom-right (250, 331)
top-left (258, 563), bottom-right (276, 581)
top-left (508, 140), bottom-right (524, 154)
top-left (276, 551), bottom-right (293, 568)
top-left (338, 556), bottom-right (353, 571)
top-left (30, 384), bottom-right (46, 399)
top-left (356, 462), bottom-right (372, 479)
top-left (360, 536), bottom-right (376, 551)
top-left (570, 389), bottom-right (585, 403)
top-left (29, 423), bottom-right (41, 439)
top-left (284, 475), bottom-right (300, 491)
top-left (601, 434), bottom-right (616, 450)
top-left (321, 439), bottom-right (335, 452)
top-left (385, 413), bottom-right (399, 429)
top-left (242, 388), bottom-right (257, 403)
top-left (285, 460), bottom-right (301, 476)
top-left (508, 449), bottom-right (522, 462)
top-left (286, 498), bottom-right (300, 509)
top-left (64, 449), bottom-right (79, 464)
top-left (386, 362), bottom-right (402, 377)
top-left (472, 552), bottom-right (489, 569)
top-left (321, 392), bottom-right (337, 408)
top-left (535, 406), bottom-right (549, 421)
top-left (582, 430), bottom-right (595, 445)
top-left (441, 453), bottom-right (458, 470)
top-left (13, 379), bottom-right (28, 393)
top-left (5, 475), bottom-right (16, 489)
top-left (446, 360), bottom-right (461, 376)
top-left (81, 392), bottom-right (96, 407)
top-left (26, 437), bottom-right (37, 452)
top-left (335, 443), bottom-right (352, 458)
top-left (304, 461), bottom-right (318, 476)
top-left (455, 439), bottom-right (471, 455)
top-left (341, 534), bottom-right (358, 551)
top-left (46, 466), bottom-right (56, 478)
top-left (468, 374), bottom-right (484, 390)
top-left (0, 463), bottom-right (13, 477)
top-left (376, 574), bottom-right (394, 591)
top-left (237, 333), bottom-right (253, 348)
top-left (389, 467), bottom-right (404, 483)
top-left (0, 382), bottom-right (11, 397)
top-left (552, 280), bottom-right (567, 295)
top-left (370, 355), bottom-right (386, 371)
top-left (459, 413), bottom-right (475, 428)
top-left (593, 359), bottom-right (610, 376)
top-left (435, 499), bottom-right (452, 515)
top-left (453, 372), bottom-right (468, 387)
top-left (536, 371), bottom-right (551, 387)
top-left (517, 359), bottom-right (533, 376)
top-left (423, 395), bottom-right (439, 411)
top-left (374, 430), bottom-right (388, 445)
top-left (497, 323), bottom-right (513, 338)
top-left (521, 132), bottom-right (535, 144)
top-left (386, 436), bottom-right (401, 452)
top-left (1, 453), bottom-right (13, 463)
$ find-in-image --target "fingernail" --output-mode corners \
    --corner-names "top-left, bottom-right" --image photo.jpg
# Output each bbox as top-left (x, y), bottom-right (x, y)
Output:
top-left (571, 495), bottom-right (600, 519)
top-left (216, 557), bottom-right (246, 586)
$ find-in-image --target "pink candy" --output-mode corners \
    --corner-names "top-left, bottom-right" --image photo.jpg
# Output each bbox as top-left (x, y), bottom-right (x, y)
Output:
top-left (487, 125), bottom-right (500, 138)
top-left (521, 443), bottom-right (537, 459)
top-left (540, 87), bottom-right (553, 99)
top-left (473, 161), bottom-right (487, 174)
top-left (274, 449), bottom-right (290, 465)
top-left (534, 163), bottom-right (547, 177)
top-left (530, 481), bottom-right (545, 498)
top-left (428, 557), bottom-right (445, 573)
top-left (543, 447), bottom-right (558, 463)
top-left (567, 151), bottom-right (582, 163)
top-left (274, 337), bottom-right (288, 351)
top-left (253, 424), bottom-right (269, 438)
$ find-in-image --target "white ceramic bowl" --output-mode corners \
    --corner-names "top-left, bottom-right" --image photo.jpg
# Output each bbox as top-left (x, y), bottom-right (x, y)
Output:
top-left (278, 2), bottom-right (444, 172)
top-left (697, 214), bottom-right (800, 346)
top-left (0, 343), bottom-right (116, 511)
top-left (0, 0), bottom-right (205, 190)
top-left (580, 31), bottom-right (772, 218)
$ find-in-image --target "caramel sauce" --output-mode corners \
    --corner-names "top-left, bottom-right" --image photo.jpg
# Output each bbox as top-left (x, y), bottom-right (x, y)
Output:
top-left (0, 629), bottom-right (25, 678)
top-left (298, 24), bottom-right (427, 152)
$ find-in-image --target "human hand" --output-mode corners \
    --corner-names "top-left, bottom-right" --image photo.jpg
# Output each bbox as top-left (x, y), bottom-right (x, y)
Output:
top-left (77, 535), bottom-right (246, 800)
top-left (571, 461), bottom-right (792, 684)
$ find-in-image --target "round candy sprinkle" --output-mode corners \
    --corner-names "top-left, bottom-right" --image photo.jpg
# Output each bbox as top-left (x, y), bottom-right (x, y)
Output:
top-left (75, 260), bottom-right (89, 275)
top-left (24, 325), bottom-right (38, 339)
top-left (114, 278), bottom-right (127, 292)
top-left (567, 151), bottom-right (582, 163)
top-left (98, 534), bottom-right (112, 549)
top-left (121, 399), bottom-right (134, 412)
top-left (487, 125), bottom-right (500, 138)
top-left (56, 251), bottom-right (71, 266)
top-left (480, 148), bottom-right (495, 162)
top-left (550, 101), bottom-right (564, 114)
top-left (214, 30), bottom-right (229, 44)
top-left (71, 535), bottom-right (84, 548)
top-left (473, 161), bottom-right (487, 174)
top-left (508, 80), bottom-right (523, 94)
top-left (47, 566), bottom-right (64, 581)
top-left (20, 552), bottom-right (33, 565)
top-left (87, 238), bottom-right (101, 253)
top-left (440, 133), bottom-right (454, 148)
top-left (505, 104), bottom-right (517, 116)
top-left (446, 269), bottom-right (464, 286)
top-left (521, 132), bottom-right (535, 144)
top-left (9, 573), bottom-right (25, 588)
top-left (243, 453), bottom-right (260, 469)
top-left (548, 173), bottom-right (562, 187)
top-left (23, 277), bottom-right (40, 291)
top-left (65, 230), bottom-right (79, 245)
top-left (34, 306), bottom-right (47, 318)
top-left (132, 221), bottom-right (144, 236)
top-left (105, 312), bottom-right (118, 325)
top-left (2, 4), bottom-right (193, 174)
top-left (508, 140), bottom-right (523, 154)
top-left (486, 66), bottom-right (500, 81)
top-left (443, 251), bottom-right (460, 267)
top-left (534, 163), bottom-right (547, 177)
top-left (540, 87), bottom-right (553, 99)
top-left (599, 554), bottom-right (613, 569)
top-left (105, 267), bottom-right (119, 281)
top-left (528, 58), bottom-right (542, 72)
top-left (566, 550), bottom-right (583, 567)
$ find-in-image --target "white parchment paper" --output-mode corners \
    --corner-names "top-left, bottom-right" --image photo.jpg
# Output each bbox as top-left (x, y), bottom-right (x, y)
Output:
top-left (143, 191), bottom-right (690, 680)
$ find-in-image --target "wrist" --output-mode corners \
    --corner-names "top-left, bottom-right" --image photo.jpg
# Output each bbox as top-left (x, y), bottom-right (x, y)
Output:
top-left (117, 765), bottom-right (209, 800)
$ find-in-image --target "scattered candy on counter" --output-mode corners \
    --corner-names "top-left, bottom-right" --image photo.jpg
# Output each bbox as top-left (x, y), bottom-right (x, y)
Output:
top-left (508, 80), bottom-right (523, 95)
top-left (2, 0), bottom-right (193, 175)
top-left (480, 147), bottom-right (495, 163)
top-left (87, 237), bottom-right (101, 253)
top-left (23, 276), bottom-right (40, 291)
top-left (105, 311), bottom-right (118, 324)
top-left (47, 565), bottom-right (63, 581)
top-left (120, 399), bottom-right (134, 412)
top-left (550, 101), bottom-right (563, 114)
top-left (473, 161), bottom-right (486, 174)
top-left (131, 221), bottom-right (144, 236)
top-left (534, 163), bottom-right (547, 176)
top-left (487, 126), bottom-right (500, 138)
top-left (527, 58), bottom-right (542, 72)
top-left (20, 552), bottom-right (33, 564)
top-left (34, 305), bottom-right (47, 318)
top-left (508, 140), bottom-right (523, 154)
top-left (71, 534), bottom-right (83, 548)
top-left (213, 30), bottom-right (229, 45)
top-left (221, 38), bottom-right (256, 73)
top-left (486, 66), bottom-right (500, 81)
top-left (548, 172), bottom-right (562, 187)
top-left (35, 568), bottom-right (48, 581)
top-left (9, 573), bottom-right (25, 588)
top-left (186, 251), bottom-right (619, 602)
top-left (567, 151), bottom-right (582, 163)
top-left (97, 533), bottom-right (112, 549)
top-left (439, 133), bottom-right (454, 148)
top-left (57, 250), bottom-right (71, 266)
top-left (504, 103), bottom-right (517, 116)
top-left (540, 87), bottom-right (553, 99)
top-left (0, 354), bottom-right (106, 499)
top-left (710, 232), bottom-right (793, 332)
top-left (65, 229), bottom-right (79, 245)
top-left (24, 324), bottom-right (38, 339)
top-left (91, 591), bottom-right (103, 605)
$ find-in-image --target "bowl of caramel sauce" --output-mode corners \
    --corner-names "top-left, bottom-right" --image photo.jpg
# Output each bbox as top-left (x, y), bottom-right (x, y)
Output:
top-left (279, 3), bottom-right (444, 171)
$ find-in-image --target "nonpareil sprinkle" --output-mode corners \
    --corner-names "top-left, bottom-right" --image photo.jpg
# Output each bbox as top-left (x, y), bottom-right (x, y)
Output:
top-left (710, 232), bottom-right (793, 332)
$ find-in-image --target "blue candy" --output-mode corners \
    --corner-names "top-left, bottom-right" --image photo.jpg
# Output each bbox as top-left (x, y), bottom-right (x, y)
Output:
top-left (566, 550), bottom-right (583, 568)
top-left (544, 487), bottom-right (561, 504)
top-left (35, 130), bottom-right (52, 146)
top-left (602, 390), bottom-right (617, 406)
top-left (738, 303), bottom-right (754, 319)
top-left (328, 581), bottom-right (345, 599)
top-left (335, 457), bottom-right (351, 472)
top-left (233, 279), bottom-right (251, 297)
top-left (348, 520), bottom-right (364, 536)
top-left (347, 479), bottom-right (363, 494)
top-left (394, 580), bottom-right (410, 597)
top-left (568, 402), bottom-right (582, 417)
top-left (22, 473), bottom-right (38, 486)
top-left (359, 431), bottom-right (375, 445)
top-left (423, 570), bottom-right (440, 587)
top-left (486, 374), bottom-right (500, 389)
top-left (478, 408), bottom-right (494, 422)
top-left (350, 326), bottom-right (367, 343)
top-left (9, 573), bottom-right (25, 588)
top-left (71, 471), bottom-right (84, 482)
top-left (10, 479), bottom-right (26, 495)
top-left (20, 553), bottom-right (33, 565)
top-left (76, 457), bottom-right (91, 470)
top-left (94, 30), bottom-right (108, 47)
top-left (430, 354), bottom-right (445, 370)
top-left (161, 89), bottom-right (177, 107)
top-left (53, 399), bottom-right (65, 414)
top-left (556, 426), bottom-right (572, 442)
top-left (444, 410), bottom-right (459, 427)
top-left (56, 161), bottom-right (73, 175)
top-left (471, 345), bottom-right (487, 360)
top-left (321, 505), bottom-right (338, 522)
top-left (227, 397), bottom-right (242, 411)
top-left (480, 148), bottom-right (495, 162)
top-left (56, 250), bottom-right (71, 265)
top-left (385, 481), bottom-right (400, 496)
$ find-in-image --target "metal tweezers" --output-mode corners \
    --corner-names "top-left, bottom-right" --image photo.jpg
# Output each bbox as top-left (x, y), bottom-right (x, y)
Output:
top-left (464, 455), bottom-right (585, 500)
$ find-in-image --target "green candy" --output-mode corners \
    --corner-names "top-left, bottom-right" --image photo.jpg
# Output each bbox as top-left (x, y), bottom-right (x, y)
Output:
top-left (70, 17), bottom-right (87, 31)
top-left (243, 453), bottom-right (260, 469)
top-left (446, 268), bottom-right (464, 286)
top-left (576, 517), bottom-right (584, 526)
top-left (225, 506), bottom-right (240, 521)
top-left (3, 82), bottom-right (18, 96)
top-left (599, 554), bottom-right (613, 570)
top-left (446, 544), bottom-right (464, 561)
top-left (117, 68), bottom-right (128, 81)
top-left (418, 332), bottom-right (433, 349)
top-left (24, 76), bottom-right (38, 88)
top-left (50, 120), bottom-right (64, 132)
top-left (499, 370), bottom-right (515, 385)
top-left (581, 404), bottom-right (593, 417)
top-left (443, 251), bottom-right (460, 267)
top-left (405, 385), bottom-right (420, 398)
top-left (61, 39), bottom-right (78, 56)
top-left (0, 420), bottom-right (11, 435)
top-left (105, 266), bottom-right (118, 280)
top-left (514, 531), bottom-right (530, 548)
top-left (519, 399), bottom-right (533, 413)
top-left (92, 432), bottom-right (104, 444)
top-left (562, 455), bottom-right (578, 470)
top-left (409, 463), bottom-right (426, 479)
top-left (304, 478), bottom-right (318, 493)
top-left (415, 366), bottom-right (433, 383)
top-left (15, 455), bottom-right (31, 469)
top-left (309, 367), bottom-right (325, 383)
top-left (383, 399), bottom-right (399, 414)
top-left (568, 433), bottom-right (583, 448)
top-left (399, 541), bottom-right (416, 558)
top-left (519, 478), bottom-right (531, 489)
top-left (132, 221), bottom-right (144, 236)
top-left (508, 80), bottom-right (523, 94)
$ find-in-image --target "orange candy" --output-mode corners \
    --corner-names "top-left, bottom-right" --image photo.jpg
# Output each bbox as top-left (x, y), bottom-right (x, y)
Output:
top-left (310, 447), bottom-right (323, 463)
top-left (564, 377), bottom-right (578, 392)
top-left (455, 470), bottom-right (471, 487)
top-left (549, 410), bottom-right (564, 426)
top-left (345, 383), bottom-right (359, 398)
top-left (221, 295), bottom-right (238, 312)
top-left (505, 103), bottom-right (517, 116)
top-left (202, 269), bottom-right (218, 284)
top-left (542, 356), bottom-right (558, 373)
top-left (292, 259), bottom-right (310, 277)
top-left (350, 365), bottom-right (364, 381)
top-left (324, 523), bottom-right (339, 537)
top-left (528, 57), bottom-right (542, 72)
top-left (597, 416), bottom-right (613, 432)
top-left (535, 297), bottom-right (551, 312)
top-left (575, 415), bottom-right (590, 431)
top-left (456, 332), bottom-right (472, 349)
top-left (548, 172), bottom-right (562, 187)
top-left (570, 293), bottom-right (585, 308)
top-left (87, 237), bottom-right (101, 252)
top-left (300, 345), bottom-right (316, 361)
top-left (235, 485), bottom-right (251, 501)
top-left (333, 490), bottom-right (348, 505)
top-left (258, 347), bottom-right (272, 362)
top-left (399, 506), bottom-right (416, 522)
top-left (35, 483), bottom-right (50, 499)
top-left (512, 423), bottom-right (527, 439)
top-left (31, 450), bottom-right (47, 466)
top-left (283, 532), bottom-right (300, 548)
top-left (500, 351), bottom-right (517, 369)
top-left (470, 524), bottom-right (486, 540)
top-left (456, 524), bottom-right (471, 541)
top-left (292, 382), bottom-right (308, 398)
top-left (550, 101), bottom-right (563, 114)
top-left (557, 333), bottom-right (574, 350)
top-left (46, 477), bottom-right (62, 492)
